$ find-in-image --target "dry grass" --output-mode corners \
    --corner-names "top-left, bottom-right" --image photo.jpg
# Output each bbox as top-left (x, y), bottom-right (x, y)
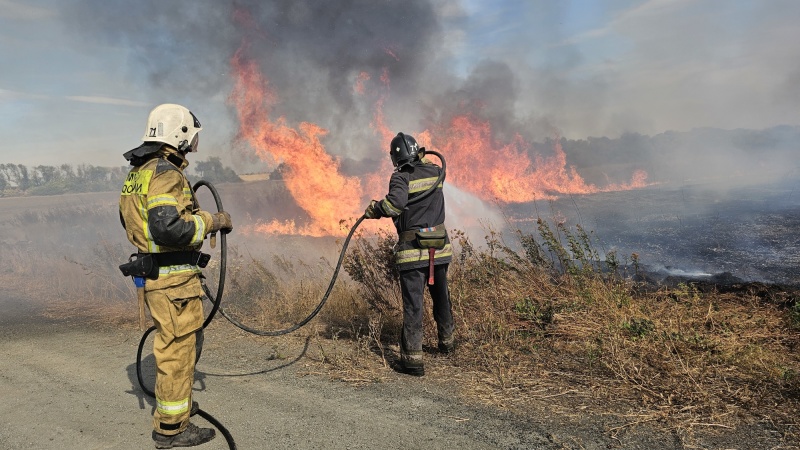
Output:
top-left (337, 218), bottom-right (800, 441)
top-left (1, 201), bottom-right (146, 327)
top-left (220, 244), bottom-right (374, 339)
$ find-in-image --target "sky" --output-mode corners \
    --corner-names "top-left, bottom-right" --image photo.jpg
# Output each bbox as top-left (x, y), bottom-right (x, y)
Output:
top-left (1, 0), bottom-right (798, 169)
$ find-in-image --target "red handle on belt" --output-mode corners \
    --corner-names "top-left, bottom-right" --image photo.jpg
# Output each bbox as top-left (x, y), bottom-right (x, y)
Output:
top-left (427, 248), bottom-right (435, 285)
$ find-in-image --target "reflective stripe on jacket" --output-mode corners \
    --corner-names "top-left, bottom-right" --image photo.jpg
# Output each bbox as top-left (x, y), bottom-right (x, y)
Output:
top-left (119, 147), bottom-right (213, 289)
top-left (376, 159), bottom-right (452, 271)
top-left (396, 244), bottom-right (454, 266)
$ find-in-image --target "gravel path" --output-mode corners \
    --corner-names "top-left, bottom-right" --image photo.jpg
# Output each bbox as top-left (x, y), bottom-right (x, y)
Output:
top-left (0, 320), bottom-right (550, 449)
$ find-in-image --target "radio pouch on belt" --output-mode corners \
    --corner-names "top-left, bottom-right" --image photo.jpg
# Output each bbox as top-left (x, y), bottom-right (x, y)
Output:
top-left (119, 254), bottom-right (159, 280)
top-left (415, 230), bottom-right (447, 250)
top-left (415, 229), bottom-right (447, 286)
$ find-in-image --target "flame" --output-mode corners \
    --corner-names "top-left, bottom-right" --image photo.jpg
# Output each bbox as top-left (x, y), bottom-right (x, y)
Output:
top-left (428, 115), bottom-right (648, 203)
top-left (605, 169), bottom-right (649, 191)
top-left (353, 71), bottom-right (370, 95)
top-left (226, 34), bottom-right (648, 237)
top-left (371, 68), bottom-right (395, 144)
top-left (384, 47), bottom-right (400, 61)
top-left (362, 67), bottom-right (395, 200)
top-left (229, 46), bottom-right (363, 236)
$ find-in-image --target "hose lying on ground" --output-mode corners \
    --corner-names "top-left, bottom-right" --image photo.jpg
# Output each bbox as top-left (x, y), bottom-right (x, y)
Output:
top-left (217, 214), bottom-right (365, 336)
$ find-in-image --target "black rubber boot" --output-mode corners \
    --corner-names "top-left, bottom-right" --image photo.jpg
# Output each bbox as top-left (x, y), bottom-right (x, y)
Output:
top-left (399, 352), bottom-right (425, 377)
top-left (153, 423), bottom-right (215, 449)
top-left (438, 337), bottom-right (455, 355)
top-left (401, 362), bottom-right (425, 377)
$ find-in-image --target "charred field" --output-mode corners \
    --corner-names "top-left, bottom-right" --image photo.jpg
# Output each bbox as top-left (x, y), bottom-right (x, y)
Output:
top-left (339, 175), bottom-right (800, 448)
top-left (506, 177), bottom-right (800, 288)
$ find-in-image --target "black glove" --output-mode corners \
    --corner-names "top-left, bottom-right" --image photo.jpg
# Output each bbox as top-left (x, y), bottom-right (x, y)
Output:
top-left (364, 200), bottom-right (380, 219)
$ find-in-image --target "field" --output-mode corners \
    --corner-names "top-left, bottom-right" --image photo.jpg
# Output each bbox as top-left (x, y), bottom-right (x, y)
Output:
top-left (1, 178), bottom-right (799, 449)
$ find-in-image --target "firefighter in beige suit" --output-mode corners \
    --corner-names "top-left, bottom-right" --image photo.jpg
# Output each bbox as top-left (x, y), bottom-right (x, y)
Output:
top-left (119, 104), bottom-right (232, 448)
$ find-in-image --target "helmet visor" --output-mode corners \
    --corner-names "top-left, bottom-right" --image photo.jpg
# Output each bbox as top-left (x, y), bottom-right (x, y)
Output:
top-left (190, 111), bottom-right (201, 129)
top-left (189, 133), bottom-right (199, 152)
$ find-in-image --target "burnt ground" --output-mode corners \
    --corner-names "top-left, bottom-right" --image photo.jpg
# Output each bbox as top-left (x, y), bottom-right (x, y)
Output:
top-left (510, 178), bottom-right (800, 287)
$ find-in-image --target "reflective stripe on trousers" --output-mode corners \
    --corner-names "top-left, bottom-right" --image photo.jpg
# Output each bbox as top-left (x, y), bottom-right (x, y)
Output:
top-left (395, 243), bottom-right (453, 265)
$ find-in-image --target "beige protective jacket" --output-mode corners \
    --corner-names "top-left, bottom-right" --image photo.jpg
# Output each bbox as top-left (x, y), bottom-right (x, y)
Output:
top-left (119, 146), bottom-right (214, 291)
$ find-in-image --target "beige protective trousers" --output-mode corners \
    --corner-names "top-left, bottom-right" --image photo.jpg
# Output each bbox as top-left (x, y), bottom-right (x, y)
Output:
top-left (145, 276), bottom-right (204, 435)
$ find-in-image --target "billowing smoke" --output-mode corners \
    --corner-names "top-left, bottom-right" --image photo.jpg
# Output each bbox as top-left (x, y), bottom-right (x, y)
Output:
top-left (61, 1), bottom-right (800, 189)
top-left (38, 2), bottom-right (800, 162)
top-left (59, 2), bottom-right (594, 173)
top-left (56, 1), bottom-right (800, 283)
top-left (60, 0), bottom-right (451, 163)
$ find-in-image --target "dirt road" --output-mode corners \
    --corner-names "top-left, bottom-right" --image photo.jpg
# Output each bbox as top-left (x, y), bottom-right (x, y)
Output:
top-left (0, 317), bottom-right (545, 450)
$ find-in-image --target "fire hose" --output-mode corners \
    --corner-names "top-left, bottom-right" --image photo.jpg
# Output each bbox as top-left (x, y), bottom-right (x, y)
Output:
top-left (135, 179), bottom-right (236, 448)
top-left (217, 149), bottom-right (445, 335)
top-left (134, 150), bottom-right (445, 449)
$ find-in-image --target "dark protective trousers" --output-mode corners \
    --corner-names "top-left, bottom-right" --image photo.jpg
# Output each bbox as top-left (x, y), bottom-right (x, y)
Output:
top-left (399, 264), bottom-right (454, 355)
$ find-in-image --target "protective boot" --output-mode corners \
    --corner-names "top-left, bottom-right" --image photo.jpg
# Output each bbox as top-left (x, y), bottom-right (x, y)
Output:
top-left (400, 351), bottom-right (425, 377)
top-left (438, 335), bottom-right (455, 354)
top-left (152, 423), bottom-right (215, 449)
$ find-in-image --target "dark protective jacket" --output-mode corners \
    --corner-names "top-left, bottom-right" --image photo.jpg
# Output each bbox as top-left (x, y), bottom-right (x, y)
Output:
top-left (119, 146), bottom-right (213, 290)
top-left (374, 158), bottom-right (452, 271)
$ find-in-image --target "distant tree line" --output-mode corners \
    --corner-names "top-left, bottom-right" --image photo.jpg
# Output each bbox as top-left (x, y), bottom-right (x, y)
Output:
top-left (0, 157), bottom-right (240, 197)
top-left (192, 157), bottom-right (242, 184)
top-left (6, 126), bottom-right (793, 197)
top-left (0, 163), bottom-right (128, 196)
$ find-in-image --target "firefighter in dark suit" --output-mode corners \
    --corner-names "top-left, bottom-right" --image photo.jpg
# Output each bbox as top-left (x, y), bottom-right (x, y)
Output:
top-left (364, 132), bottom-right (454, 376)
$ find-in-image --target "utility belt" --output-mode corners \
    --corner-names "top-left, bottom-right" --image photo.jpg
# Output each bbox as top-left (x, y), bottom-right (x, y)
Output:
top-left (398, 224), bottom-right (446, 285)
top-left (398, 224), bottom-right (447, 249)
top-left (119, 250), bottom-right (210, 280)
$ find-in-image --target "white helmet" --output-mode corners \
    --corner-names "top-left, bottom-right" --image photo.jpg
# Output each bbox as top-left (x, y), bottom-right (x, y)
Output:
top-left (142, 103), bottom-right (202, 152)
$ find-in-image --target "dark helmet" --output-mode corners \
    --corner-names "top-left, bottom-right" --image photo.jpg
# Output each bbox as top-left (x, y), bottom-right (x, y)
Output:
top-left (389, 132), bottom-right (420, 169)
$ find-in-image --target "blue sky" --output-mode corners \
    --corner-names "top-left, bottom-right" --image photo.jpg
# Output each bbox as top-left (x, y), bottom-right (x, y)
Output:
top-left (1, 0), bottom-right (798, 168)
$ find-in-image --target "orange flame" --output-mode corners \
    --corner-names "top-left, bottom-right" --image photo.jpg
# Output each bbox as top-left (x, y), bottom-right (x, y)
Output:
top-left (227, 39), bottom-right (648, 237)
top-left (384, 47), bottom-right (400, 61)
top-left (428, 115), bottom-right (648, 202)
top-left (353, 71), bottom-right (370, 95)
top-left (229, 46), bottom-right (363, 236)
top-left (362, 67), bottom-right (396, 200)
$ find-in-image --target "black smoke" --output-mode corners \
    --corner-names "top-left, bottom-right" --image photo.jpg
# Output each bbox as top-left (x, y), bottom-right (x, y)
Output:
top-left (60, 0), bottom-right (453, 163)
